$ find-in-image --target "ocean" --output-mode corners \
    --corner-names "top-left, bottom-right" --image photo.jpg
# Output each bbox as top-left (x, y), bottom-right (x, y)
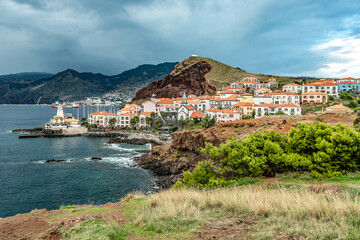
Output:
top-left (0, 105), bottom-right (154, 218)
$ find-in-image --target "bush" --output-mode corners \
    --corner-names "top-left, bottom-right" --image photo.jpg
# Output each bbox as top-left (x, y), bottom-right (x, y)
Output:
top-left (275, 110), bottom-right (285, 115)
top-left (178, 122), bottom-right (360, 188)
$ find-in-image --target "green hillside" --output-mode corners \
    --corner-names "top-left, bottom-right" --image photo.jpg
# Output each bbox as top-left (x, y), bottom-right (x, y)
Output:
top-left (197, 56), bottom-right (316, 88)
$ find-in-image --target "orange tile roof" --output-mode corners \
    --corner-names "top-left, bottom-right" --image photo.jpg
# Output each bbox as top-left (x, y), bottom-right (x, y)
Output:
top-left (221, 109), bottom-right (237, 113)
top-left (156, 99), bottom-right (174, 105)
top-left (206, 108), bottom-right (222, 112)
top-left (221, 90), bottom-right (236, 94)
top-left (263, 91), bottom-right (297, 96)
top-left (185, 105), bottom-right (195, 110)
top-left (118, 113), bottom-right (138, 117)
top-left (302, 91), bottom-right (327, 95)
top-left (304, 81), bottom-right (337, 86)
top-left (258, 104), bottom-right (300, 108)
top-left (233, 102), bottom-right (255, 107)
top-left (284, 83), bottom-right (300, 86)
top-left (338, 81), bottom-right (360, 84)
top-left (255, 87), bottom-right (271, 91)
top-left (242, 93), bottom-right (252, 96)
top-left (89, 111), bottom-right (117, 116)
top-left (190, 110), bottom-right (204, 118)
top-left (140, 112), bottom-right (152, 116)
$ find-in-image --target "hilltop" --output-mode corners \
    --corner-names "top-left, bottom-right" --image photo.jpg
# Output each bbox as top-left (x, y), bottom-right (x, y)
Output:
top-left (133, 56), bottom-right (312, 102)
top-left (0, 63), bottom-right (177, 104)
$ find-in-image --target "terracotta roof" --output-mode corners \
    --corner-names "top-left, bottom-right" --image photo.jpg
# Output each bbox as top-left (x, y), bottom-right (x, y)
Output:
top-left (242, 93), bottom-right (252, 96)
top-left (206, 108), bottom-right (222, 112)
top-left (221, 90), bottom-right (236, 94)
top-left (185, 105), bottom-right (195, 110)
top-left (255, 87), bottom-right (271, 91)
top-left (190, 110), bottom-right (204, 118)
top-left (89, 111), bottom-right (108, 116)
top-left (302, 91), bottom-right (327, 95)
top-left (221, 109), bottom-right (236, 113)
top-left (284, 83), bottom-right (300, 86)
top-left (119, 108), bottom-right (131, 111)
top-left (118, 113), bottom-right (138, 117)
top-left (264, 91), bottom-right (297, 96)
top-left (258, 104), bottom-right (300, 108)
top-left (340, 77), bottom-right (356, 80)
top-left (90, 111), bottom-right (117, 116)
top-left (233, 102), bottom-right (255, 107)
top-left (140, 112), bottom-right (152, 116)
top-left (156, 99), bottom-right (174, 105)
top-left (304, 81), bottom-right (337, 86)
top-left (337, 81), bottom-right (360, 84)
top-left (53, 115), bottom-right (63, 118)
top-left (266, 81), bottom-right (277, 84)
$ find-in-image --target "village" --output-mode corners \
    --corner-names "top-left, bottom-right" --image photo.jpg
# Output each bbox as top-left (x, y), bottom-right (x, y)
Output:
top-left (81, 76), bottom-right (357, 130)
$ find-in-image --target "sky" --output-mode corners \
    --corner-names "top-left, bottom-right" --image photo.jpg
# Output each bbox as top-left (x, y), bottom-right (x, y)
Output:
top-left (0, 0), bottom-right (360, 77)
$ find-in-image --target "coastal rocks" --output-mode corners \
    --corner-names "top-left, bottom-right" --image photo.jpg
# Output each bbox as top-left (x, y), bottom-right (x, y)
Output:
top-left (132, 57), bottom-right (216, 101)
top-left (45, 159), bottom-right (69, 163)
top-left (108, 137), bottom-right (160, 145)
top-left (90, 157), bottom-right (102, 160)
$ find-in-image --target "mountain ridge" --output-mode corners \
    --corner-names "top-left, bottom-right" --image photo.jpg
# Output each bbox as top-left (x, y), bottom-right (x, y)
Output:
top-left (0, 62), bottom-right (177, 104)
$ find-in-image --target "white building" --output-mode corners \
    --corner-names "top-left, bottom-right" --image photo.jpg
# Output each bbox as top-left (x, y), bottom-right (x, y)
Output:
top-left (282, 83), bottom-right (302, 93)
top-left (205, 108), bottom-right (240, 123)
top-left (263, 91), bottom-right (300, 106)
top-left (255, 104), bottom-right (301, 118)
top-left (302, 80), bottom-right (338, 98)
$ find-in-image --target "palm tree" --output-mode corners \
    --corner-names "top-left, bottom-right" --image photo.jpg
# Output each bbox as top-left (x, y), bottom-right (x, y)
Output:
top-left (130, 118), bottom-right (136, 130)
top-left (80, 117), bottom-right (88, 126)
top-left (133, 116), bottom-right (140, 129)
top-left (108, 118), bottom-right (116, 129)
top-left (145, 117), bottom-right (153, 129)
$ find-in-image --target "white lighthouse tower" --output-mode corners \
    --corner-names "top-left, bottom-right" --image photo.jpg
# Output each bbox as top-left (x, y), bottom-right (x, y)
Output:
top-left (57, 105), bottom-right (64, 118)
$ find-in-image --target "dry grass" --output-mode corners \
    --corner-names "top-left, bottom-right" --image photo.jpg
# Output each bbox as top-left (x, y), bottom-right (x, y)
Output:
top-left (132, 186), bottom-right (360, 239)
top-left (199, 56), bottom-right (304, 88)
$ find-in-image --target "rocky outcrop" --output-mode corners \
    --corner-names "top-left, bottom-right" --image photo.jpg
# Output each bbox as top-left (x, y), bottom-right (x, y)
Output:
top-left (134, 118), bottom-right (300, 189)
top-left (132, 57), bottom-right (217, 101)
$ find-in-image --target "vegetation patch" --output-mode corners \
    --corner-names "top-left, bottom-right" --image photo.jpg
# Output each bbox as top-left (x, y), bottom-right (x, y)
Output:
top-left (59, 218), bottom-right (127, 240)
top-left (176, 122), bottom-right (360, 188)
top-left (130, 187), bottom-right (360, 239)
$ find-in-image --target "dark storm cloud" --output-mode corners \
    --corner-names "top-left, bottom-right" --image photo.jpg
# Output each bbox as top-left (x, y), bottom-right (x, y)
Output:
top-left (0, 0), bottom-right (360, 77)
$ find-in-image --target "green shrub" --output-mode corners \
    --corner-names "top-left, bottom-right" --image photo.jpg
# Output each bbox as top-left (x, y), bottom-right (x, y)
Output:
top-left (178, 122), bottom-right (360, 188)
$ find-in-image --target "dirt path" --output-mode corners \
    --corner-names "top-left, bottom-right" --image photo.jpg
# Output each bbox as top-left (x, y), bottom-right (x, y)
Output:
top-left (0, 202), bottom-right (125, 240)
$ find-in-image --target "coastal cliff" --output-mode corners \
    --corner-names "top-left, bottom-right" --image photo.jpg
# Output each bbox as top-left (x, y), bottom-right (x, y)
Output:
top-left (132, 57), bottom-right (217, 101)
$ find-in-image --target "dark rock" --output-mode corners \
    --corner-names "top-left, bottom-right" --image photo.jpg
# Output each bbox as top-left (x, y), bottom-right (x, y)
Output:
top-left (45, 159), bottom-right (67, 163)
top-left (132, 57), bottom-right (216, 102)
top-left (90, 157), bottom-right (102, 160)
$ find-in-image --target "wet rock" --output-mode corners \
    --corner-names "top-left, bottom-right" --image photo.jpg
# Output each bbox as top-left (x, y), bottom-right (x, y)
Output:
top-left (90, 157), bottom-right (102, 160)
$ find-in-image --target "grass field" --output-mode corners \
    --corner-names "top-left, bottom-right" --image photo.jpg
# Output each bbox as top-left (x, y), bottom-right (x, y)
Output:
top-left (54, 173), bottom-right (360, 239)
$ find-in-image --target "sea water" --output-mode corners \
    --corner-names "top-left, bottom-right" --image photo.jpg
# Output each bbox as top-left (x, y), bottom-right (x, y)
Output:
top-left (0, 105), bottom-right (154, 217)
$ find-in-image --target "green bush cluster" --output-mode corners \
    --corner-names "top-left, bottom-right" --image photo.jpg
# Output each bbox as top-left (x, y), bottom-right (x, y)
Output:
top-left (177, 122), bottom-right (360, 188)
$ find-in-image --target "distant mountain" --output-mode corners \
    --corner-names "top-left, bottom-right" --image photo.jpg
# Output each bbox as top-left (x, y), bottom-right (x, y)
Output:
top-left (0, 72), bottom-right (53, 81)
top-left (0, 63), bottom-right (177, 104)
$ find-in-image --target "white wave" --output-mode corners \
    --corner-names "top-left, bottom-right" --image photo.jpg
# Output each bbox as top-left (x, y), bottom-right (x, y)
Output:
top-left (100, 156), bottom-right (135, 167)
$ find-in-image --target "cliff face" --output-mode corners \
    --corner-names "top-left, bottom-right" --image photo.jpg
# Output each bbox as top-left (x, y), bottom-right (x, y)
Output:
top-left (132, 57), bottom-right (217, 101)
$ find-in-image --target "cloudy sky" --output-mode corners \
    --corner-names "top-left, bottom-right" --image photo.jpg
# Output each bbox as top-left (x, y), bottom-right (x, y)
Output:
top-left (0, 0), bottom-right (360, 77)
